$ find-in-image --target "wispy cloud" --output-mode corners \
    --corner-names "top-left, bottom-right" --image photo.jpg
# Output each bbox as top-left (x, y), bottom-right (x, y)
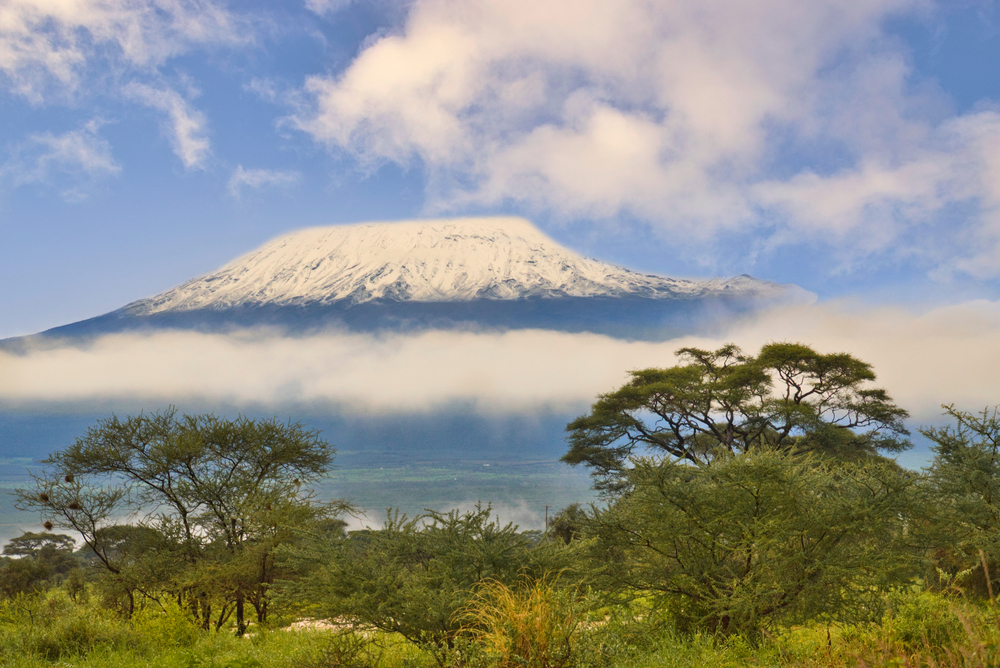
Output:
top-left (244, 77), bottom-right (279, 103)
top-left (0, 0), bottom-right (247, 102)
top-left (228, 165), bottom-right (301, 198)
top-left (304, 0), bottom-right (353, 17)
top-left (290, 0), bottom-right (1000, 277)
top-left (124, 82), bottom-right (210, 169)
top-left (3, 299), bottom-right (999, 422)
top-left (0, 1), bottom-right (251, 173)
top-left (2, 120), bottom-right (120, 199)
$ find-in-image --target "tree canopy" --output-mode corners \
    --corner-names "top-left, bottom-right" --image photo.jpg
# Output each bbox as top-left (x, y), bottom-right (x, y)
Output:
top-left (281, 503), bottom-right (573, 662)
top-left (922, 405), bottom-right (1000, 586)
top-left (563, 342), bottom-right (910, 492)
top-left (2, 531), bottom-right (75, 559)
top-left (587, 449), bottom-right (916, 634)
top-left (15, 409), bottom-right (348, 633)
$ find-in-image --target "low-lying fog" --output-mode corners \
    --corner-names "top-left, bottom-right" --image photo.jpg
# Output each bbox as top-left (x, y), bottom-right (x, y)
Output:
top-left (2, 298), bottom-right (998, 423)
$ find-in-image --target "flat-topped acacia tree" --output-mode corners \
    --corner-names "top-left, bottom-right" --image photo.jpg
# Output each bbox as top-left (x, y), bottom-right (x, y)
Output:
top-left (562, 342), bottom-right (911, 493)
top-left (567, 343), bottom-right (919, 634)
top-left (15, 409), bottom-right (348, 633)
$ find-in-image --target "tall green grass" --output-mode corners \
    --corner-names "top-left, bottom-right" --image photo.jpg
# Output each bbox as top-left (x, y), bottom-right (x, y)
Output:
top-left (5, 586), bottom-right (1000, 668)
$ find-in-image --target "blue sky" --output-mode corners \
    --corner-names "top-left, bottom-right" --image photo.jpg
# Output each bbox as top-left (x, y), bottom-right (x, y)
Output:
top-left (1, 0), bottom-right (1000, 340)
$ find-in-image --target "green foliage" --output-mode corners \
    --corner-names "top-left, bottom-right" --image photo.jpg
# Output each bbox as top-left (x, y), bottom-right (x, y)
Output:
top-left (65, 568), bottom-right (88, 604)
top-left (587, 449), bottom-right (917, 635)
top-left (13, 408), bottom-right (351, 633)
top-left (0, 556), bottom-right (55, 598)
top-left (923, 405), bottom-right (1000, 595)
top-left (3, 531), bottom-right (76, 558)
top-left (7, 584), bottom-right (1000, 668)
top-left (841, 591), bottom-right (1000, 668)
top-left (13, 380), bottom-right (1000, 666)
top-left (0, 587), bottom-right (361, 667)
top-left (548, 503), bottom-right (586, 546)
top-left (298, 630), bottom-right (388, 668)
top-left (563, 342), bottom-right (910, 493)
top-left (284, 503), bottom-right (576, 661)
top-left (0, 593), bottom-right (132, 661)
top-left (883, 590), bottom-right (966, 648)
top-left (0, 531), bottom-right (80, 599)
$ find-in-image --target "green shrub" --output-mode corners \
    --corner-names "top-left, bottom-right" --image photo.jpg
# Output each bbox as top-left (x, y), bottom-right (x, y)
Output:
top-left (285, 504), bottom-right (575, 661)
top-left (589, 450), bottom-right (916, 636)
top-left (884, 590), bottom-right (966, 648)
top-left (131, 599), bottom-right (202, 650)
top-left (0, 598), bottom-right (132, 661)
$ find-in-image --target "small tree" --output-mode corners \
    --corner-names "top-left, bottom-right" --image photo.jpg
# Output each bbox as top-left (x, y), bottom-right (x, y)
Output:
top-left (563, 342), bottom-right (910, 493)
top-left (0, 557), bottom-right (53, 598)
top-left (286, 504), bottom-right (573, 666)
top-left (2, 531), bottom-right (76, 558)
top-left (589, 449), bottom-right (916, 635)
top-left (923, 405), bottom-right (1000, 595)
top-left (15, 409), bottom-right (349, 632)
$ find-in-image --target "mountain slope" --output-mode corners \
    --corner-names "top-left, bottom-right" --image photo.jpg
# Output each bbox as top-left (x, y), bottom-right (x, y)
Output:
top-left (9, 217), bottom-right (808, 344)
top-left (123, 217), bottom-right (790, 315)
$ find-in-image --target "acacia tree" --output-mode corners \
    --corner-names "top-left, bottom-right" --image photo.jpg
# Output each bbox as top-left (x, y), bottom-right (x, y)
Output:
top-left (588, 450), bottom-right (916, 635)
top-left (563, 342), bottom-right (911, 492)
top-left (16, 409), bottom-right (349, 633)
top-left (2, 532), bottom-right (76, 558)
top-left (0, 531), bottom-right (79, 598)
top-left (922, 405), bottom-right (1000, 593)
top-left (285, 504), bottom-right (572, 666)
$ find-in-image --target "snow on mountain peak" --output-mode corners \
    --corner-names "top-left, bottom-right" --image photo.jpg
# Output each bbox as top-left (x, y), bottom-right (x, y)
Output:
top-left (125, 217), bottom-right (790, 315)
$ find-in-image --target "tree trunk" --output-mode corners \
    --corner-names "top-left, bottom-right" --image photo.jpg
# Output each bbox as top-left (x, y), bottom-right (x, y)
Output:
top-left (200, 597), bottom-right (212, 631)
top-left (236, 592), bottom-right (246, 636)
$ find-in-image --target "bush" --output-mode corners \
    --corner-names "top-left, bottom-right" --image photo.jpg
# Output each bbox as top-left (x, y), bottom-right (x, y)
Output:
top-left (285, 504), bottom-right (575, 660)
top-left (883, 590), bottom-right (967, 649)
top-left (588, 450), bottom-right (917, 635)
top-left (130, 599), bottom-right (202, 650)
top-left (0, 558), bottom-right (54, 598)
top-left (0, 594), bottom-right (132, 661)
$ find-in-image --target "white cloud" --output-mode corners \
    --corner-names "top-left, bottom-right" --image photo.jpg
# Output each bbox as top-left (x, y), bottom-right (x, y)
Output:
top-left (0, 0), bottom-right (246, 102)
top-left (0, 1), bottom-right (249, 172)
top-left (228, 165), bottom-right (301, 198)
top-left (291, 0), bottom-right (1000, 275)
top-left (124, 82), bottom-right (210, 169)
top-left (8, 120), bottom-right (120, 184)
top-left (2, 119), bottom-right (120, 199)
top-left (3, 298), bottom-right (1000, 423)
top-left (244, 77), bottom-right (279, 103)
top-left (305, 0), bottom-right (353, 17)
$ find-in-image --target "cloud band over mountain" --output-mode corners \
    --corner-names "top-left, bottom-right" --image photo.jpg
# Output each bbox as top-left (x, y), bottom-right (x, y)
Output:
top-left (3, 299), bottom-right (998, 423)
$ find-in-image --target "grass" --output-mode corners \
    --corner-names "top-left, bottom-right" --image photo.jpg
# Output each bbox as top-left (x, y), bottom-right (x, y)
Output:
top-left (458, 576), bottom-right (585, 668)
top-left (6, 586), bottom-right (1000, 667)
top-left (0, 591), bottom-right (422, 668)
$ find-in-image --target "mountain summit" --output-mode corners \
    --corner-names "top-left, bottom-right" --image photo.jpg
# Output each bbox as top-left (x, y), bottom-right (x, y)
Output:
top-left (19, 217), bottom-right (807, 343)
top-left (125, 217), bottom-right (787, 315)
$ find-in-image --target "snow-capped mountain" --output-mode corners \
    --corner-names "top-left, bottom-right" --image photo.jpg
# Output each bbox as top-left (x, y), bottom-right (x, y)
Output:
top-left (12, 217), bottom-right (807, 343)
top-left (124, 217), bottom-right (789, 315)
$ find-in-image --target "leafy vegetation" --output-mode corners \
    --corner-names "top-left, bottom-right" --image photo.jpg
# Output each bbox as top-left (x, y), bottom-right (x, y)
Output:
top-left (587, 450), bottom-right (916, 635)
top-left (563, 343), bottom-right (911, 493)
top-left (6, 343), bottom-right (1000, 667)
top-left (13, 410), bottom-right (350, 632)
top-left (279, 503), bottom-right (574, 665)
